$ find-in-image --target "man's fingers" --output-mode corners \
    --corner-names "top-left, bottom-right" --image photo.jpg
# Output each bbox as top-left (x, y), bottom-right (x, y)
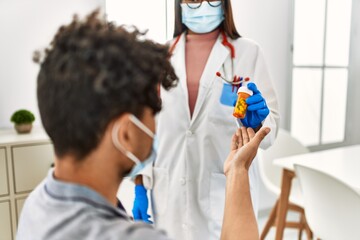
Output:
top-left (241, 127), bottom-right (249, 144)
top-left (236, 128), bottom-right (243, 147)
top-left (232, 127), bottom-right (269, 152)
top-left (247, 128), bottom-right (255, 140)
top-left (230, 133), bottom-right (237, 150)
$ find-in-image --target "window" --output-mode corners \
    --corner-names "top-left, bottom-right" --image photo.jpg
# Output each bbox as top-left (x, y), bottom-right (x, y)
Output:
top-left (291, 0), bottom-right (353, 147)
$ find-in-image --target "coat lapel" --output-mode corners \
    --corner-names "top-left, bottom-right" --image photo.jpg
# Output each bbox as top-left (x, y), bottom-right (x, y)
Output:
top-left (191, 36), bottom-right (229, 124)
top-left (170, 33), bottom-right (191, 122)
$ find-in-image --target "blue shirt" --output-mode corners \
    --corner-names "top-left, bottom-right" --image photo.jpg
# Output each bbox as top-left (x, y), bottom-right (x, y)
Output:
top-left (17, 170), bottom-right (169, 240)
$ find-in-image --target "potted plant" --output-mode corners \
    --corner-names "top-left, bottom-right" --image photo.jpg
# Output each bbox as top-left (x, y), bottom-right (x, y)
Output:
top-left (10, 109), bottom-right (35, 134)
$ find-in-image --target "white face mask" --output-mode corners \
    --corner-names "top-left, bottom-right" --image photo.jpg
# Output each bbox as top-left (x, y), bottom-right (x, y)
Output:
top-left (181, 1), bottom-right (224, 34)
top-left (112, 114), bottom-right (157, 179)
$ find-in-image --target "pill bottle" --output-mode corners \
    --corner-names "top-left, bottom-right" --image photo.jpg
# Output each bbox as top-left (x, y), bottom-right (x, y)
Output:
top-left (233, 80), bottom-right (252, 119)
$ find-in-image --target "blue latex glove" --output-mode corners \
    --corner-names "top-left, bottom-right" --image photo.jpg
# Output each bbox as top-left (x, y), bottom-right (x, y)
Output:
top-left (240, 83), bottom-right (270, 129)
top-left (132, 185), bottom-right (152, 223)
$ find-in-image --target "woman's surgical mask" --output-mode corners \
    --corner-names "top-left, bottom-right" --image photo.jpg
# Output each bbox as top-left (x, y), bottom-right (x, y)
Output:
top-left (112, 114), bottom-right (157, 179)
top-left (181, 1), bottom-right (224, 34)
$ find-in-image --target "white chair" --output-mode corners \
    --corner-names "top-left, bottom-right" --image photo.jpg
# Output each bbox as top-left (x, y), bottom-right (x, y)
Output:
top-left (295, 165), bottom-right (360, 240)
top-left (259, 128), bottom-right (312, 239)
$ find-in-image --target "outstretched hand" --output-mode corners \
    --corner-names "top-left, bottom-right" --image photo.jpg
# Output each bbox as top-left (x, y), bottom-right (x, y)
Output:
top-left (224, 127), bottom-right (270, 176)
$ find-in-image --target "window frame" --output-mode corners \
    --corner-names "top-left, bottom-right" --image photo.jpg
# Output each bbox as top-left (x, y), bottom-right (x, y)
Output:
top-left (289, 0), bottom-right (356, 151)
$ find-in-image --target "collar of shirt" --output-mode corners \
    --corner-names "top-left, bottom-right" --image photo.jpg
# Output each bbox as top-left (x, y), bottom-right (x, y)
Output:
top-left (44, 169), bottom-right (129, 220)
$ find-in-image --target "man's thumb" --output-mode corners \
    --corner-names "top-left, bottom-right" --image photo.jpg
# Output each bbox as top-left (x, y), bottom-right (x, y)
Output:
top-left (253, 127), bottom-right (270, 146)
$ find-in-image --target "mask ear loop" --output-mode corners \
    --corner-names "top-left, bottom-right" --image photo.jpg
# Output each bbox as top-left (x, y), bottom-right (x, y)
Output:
top-left (129, 114), bottom-right (155, 139)
top-left (111, 123), bottom-right (141, 165)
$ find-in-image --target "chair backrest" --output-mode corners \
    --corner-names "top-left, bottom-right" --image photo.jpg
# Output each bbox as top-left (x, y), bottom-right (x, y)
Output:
top-left (258, 128), bottom-right (309, 195)
top-left (295, 165), bottom-right (360, 240)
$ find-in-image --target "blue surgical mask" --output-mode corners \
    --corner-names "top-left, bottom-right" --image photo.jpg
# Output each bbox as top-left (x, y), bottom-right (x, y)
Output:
top-left (112, 114), bottom-right (157, 179)
top-left (181, 1), bottom-right (224, 34)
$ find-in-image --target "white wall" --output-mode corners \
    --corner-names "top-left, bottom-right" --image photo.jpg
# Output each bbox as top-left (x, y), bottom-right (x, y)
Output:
top-left (231, 0), bottom-right (293, 211)
top-left (106, 0), bottom-right (168, 43)
top-left (0, 0), bottom-right (105, 128)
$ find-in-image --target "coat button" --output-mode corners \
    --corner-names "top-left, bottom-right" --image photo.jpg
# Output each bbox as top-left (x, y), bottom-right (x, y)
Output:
top-left (180, 178), bottom-right (186, 185)
top-left (186, 130), bottom-right (193, 137)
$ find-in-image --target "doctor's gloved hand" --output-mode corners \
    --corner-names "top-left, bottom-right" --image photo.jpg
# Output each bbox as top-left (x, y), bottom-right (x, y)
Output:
top-left (132, 185), bottom-right (152, 224)
top-left (240, 83), bottom-right (270, 129)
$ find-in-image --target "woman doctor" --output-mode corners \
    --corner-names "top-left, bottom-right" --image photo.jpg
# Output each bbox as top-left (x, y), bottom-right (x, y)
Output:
top-left (132, 0), bottom-right (280, 239)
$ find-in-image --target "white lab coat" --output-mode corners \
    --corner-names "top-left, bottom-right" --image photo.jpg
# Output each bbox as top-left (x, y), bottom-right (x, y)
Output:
top-left (142, 32), bottom-right (280, 240)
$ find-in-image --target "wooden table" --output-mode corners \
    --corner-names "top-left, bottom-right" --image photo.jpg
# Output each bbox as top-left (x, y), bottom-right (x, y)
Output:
top-left (272, 144), bottom-right (360, 239)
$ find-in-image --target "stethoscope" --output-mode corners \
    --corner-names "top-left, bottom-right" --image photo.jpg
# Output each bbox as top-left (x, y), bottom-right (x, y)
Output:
top-left (217, 31), bottom-right (251, 89)
top-left (216, 31), bottom-right (243, 85)
top-left (169, 30), bottom-right (247, 87)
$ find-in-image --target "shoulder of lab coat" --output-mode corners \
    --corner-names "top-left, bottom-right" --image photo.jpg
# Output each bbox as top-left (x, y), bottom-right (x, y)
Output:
top-left (167, 33), bottom-right (186, 55)
top-left (167, 33), bottom-right (185, 45)
top-left (232, 37), bottom-right (280, 149)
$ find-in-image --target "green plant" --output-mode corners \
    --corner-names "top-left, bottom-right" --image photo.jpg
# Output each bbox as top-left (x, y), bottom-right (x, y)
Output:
top-left (10, 109), bottom-right (35, 124)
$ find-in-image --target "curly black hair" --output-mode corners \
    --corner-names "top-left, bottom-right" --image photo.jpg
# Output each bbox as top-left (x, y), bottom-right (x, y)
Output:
top-left (36, 10), bottom-right (178, 159)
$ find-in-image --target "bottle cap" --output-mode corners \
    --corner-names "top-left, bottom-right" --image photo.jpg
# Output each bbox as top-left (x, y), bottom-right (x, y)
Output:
top-left (237, 82), bottom-right (253, 96)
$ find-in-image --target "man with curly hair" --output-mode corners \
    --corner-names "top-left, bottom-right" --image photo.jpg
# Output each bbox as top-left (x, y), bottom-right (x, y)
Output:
top-left (17, 11), bottom-right (269, 240)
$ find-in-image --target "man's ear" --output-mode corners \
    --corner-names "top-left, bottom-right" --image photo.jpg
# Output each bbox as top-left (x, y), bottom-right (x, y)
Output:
top-left (112, 113), bottom-right (133, 151)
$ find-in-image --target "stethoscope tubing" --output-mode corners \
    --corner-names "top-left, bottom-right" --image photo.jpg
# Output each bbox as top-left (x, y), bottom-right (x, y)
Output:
top-left (170, 30), bottom-right (241, 85)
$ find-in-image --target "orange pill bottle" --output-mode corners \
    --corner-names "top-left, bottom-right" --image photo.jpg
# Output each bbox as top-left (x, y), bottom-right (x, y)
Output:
top-left (233, 82), bottom-right (253, 119)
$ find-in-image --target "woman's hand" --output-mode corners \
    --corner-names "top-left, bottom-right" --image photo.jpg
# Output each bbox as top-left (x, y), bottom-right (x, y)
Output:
top-left (224, 127), bottom-right (270, 176)
top-left (240, 83), bottom-right (270, 129)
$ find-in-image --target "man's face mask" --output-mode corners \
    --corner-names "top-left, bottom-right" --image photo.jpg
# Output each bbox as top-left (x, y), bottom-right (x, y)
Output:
top-left (112, 114), bottom-right (157, 179)
top-left (181, 0), bottom-right (224, 34)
